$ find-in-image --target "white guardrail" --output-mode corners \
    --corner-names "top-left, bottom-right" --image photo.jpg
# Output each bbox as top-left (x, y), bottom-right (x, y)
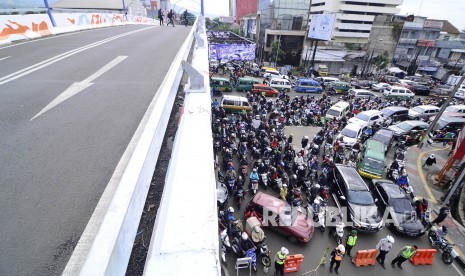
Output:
top-left (62, 17), bottom-right (198, 276)
top-left (143, 16), bottom-right (220, 275)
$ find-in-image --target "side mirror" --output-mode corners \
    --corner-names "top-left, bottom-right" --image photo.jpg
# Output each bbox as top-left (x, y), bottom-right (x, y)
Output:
top-left (375, 198), bottom-right (379, 203)
top-left (340, 196), bottom-right (346, 201)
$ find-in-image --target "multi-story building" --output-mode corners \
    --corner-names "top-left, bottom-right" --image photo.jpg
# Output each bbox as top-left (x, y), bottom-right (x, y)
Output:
top-left (310, 0), bottom-right (403, 44)
top-left (236, 0), bottom-right (258, 23)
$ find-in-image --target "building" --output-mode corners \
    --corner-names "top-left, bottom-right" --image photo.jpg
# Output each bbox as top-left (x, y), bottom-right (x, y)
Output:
top-left (241, 13), bottom-right (258, 40)
top-left (310, 0), bottom-right (403, 44)
top-left (236, 0), bottom-right (258, 23)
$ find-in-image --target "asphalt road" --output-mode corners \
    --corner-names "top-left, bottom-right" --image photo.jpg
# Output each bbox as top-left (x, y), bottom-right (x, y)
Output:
top-left (0, 25), bottom-right (191, 275)
top-left (217, 89), bottom-right (463, 276)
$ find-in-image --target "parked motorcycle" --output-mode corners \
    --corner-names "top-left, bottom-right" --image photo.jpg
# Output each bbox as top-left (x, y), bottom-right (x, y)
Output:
top-left (428, 226), bottom-right (455, 264)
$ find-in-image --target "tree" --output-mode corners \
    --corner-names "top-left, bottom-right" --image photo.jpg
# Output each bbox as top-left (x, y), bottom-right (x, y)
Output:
top-left (371, 50), bottom-right (389, 70)
top-left (270, 41), bottom-right (286, 65)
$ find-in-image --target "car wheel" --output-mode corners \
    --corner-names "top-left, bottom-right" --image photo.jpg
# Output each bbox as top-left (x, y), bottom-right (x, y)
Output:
top-left (287, 236), bottom-right (297, 243)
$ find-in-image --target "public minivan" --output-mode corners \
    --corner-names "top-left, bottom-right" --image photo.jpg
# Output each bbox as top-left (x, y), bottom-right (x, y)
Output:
top-left (325, 101), bottom-right (351, 121)
top-left (260, 66), bottom-right (279, 76)
top-left (210, 77), bottom-right (232, 92)
top-left (236, 77), bottom-right (260, 92)
top-left (327, 81), bottom-right (352, 94)
top-left (358, 139), bottom-right (386, 179)
top-left (295, 78), bottom-right (323, 93)
top-left (221, 95), bottom-right (253, 113)
top-left (269, 78), bottom-right (292, 92)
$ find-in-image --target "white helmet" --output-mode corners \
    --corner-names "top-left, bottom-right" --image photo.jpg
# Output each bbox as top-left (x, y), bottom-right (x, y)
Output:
top-left (241, 232), bottom-right (249, 240)
top-left (314, 198), bottom-right (321, 205)
top-left (315, 184), bottom-right (321, 189)
top-left (386, 235), bottom-right (395, 244)
top-left (228, 207), bottom-right (234, 213)
top-left (281, 247), bottom-right (289, 255)
top-left (337, 244), bottom-right (345, 253)
top-left (253, 226), bottom-right (261, 233)
top-left (430, 154), bottom-right (435, 158)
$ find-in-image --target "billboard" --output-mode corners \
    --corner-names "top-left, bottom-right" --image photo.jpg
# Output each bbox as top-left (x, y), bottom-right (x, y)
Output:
top-left (209, 44), bottom-right (256, 61)
top-left (424, 20), bottom-right (443, 29)
top-left (219, 16), bottom-right (235, 23)
top-left (308, 14), bottom-right (336, 41)
top-left (417, 40), bottom-right (436, 47)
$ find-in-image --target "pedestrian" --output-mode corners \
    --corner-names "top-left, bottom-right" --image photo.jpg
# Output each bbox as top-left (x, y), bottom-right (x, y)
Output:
top-left (329, 244), bottom-right (345, 275)
top-left (431, 203), bottom-right (451, 225)
top-left (167, 9), bottom-right (175, 27)
top-left (422, 154), bottom-right (436, 168)
top-left (182, 9), bottom-right (188, 26)
top-left (391, 245), bottom-right (418, 269)
top-left (376, 235), bottom-right (395, 269)
top-left (345, 229), bottom-right (357, 257)
top-left (274, 247), bottom-right (289, 276)
top-left (158, 8), bottom-right (164, 25)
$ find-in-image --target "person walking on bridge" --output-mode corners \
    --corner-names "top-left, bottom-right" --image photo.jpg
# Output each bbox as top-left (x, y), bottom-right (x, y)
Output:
top-left (167, 9), bottom-right (175, 27)
top-left (158, 8), bottom-right (164, 25)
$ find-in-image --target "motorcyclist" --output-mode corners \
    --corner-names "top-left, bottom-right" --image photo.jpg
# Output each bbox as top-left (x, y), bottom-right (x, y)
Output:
top-left (287, 133), bottom-right (294, 144)
top-left (294, 153), bottom-right (305, 169)
top-left (249, 168), bottom-right (259, 188)
top-left (311, 144), bottom-right (320, 157)
top-left (239, 232), bottom-right (255, 255)
top-left (432, 226), bottom-right (448, 246)
top-left (296, 165), bottom-right (306, 180)
top-left (226, 167), bottom-right (236, 181)
top-left (212, 98), bottom-right (219, 107)
top-left (250, 225), bottom-right (265, 245)
top-left (257, 162), bottom-right (267, 175)
top-left (301, 135), bottom-right (309, 149)
top-left (352, 139), bottom-right (361, 152)
top-left (364, 125), bottom-right (373, 137)
top-left (387, 159), bottom-right (400, 179)
top-left (396, 172), bottom-right (409, 188)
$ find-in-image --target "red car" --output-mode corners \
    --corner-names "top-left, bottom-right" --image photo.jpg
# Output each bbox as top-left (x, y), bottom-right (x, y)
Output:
top-left (244, 192), bottom-right (314, 244)
top-left (251, 84), bottom-right (279, 97)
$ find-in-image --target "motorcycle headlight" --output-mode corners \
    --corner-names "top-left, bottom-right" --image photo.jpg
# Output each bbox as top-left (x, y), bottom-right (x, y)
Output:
top-left (397, 226), bottom-right (404, 231)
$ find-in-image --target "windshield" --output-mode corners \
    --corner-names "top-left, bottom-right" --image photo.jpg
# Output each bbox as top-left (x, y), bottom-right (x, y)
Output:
top-left (361, 157), bottom-right (384, 171)
top-left (348, 190), bottom-right (375, 205)
top-left (355, 113), bottom-right (370, 122)
top-left (446, 106), bottom-right (457, 112)
top-left (341, 127), bottom-right (357, 138)
top-left (396, 122), bottom-right (413, 131)
top-left (434, 118), bottom-right (448, 130)
top-left (327, 109), bottom-right (341, 117)
top-left (412, 107), bottom-right (425, 113)
top-left (381, 109), bottom-right (394, 117)
top-left (390, 199), bottom-right (413, 214)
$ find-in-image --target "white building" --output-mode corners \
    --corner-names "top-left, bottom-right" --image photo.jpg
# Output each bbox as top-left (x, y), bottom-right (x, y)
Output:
top-left (311, 0), bottom-right (403, 44)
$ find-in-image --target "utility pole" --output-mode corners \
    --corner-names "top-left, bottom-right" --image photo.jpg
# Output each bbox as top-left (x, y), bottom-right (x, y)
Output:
top-left (300, 0), bottom-right (313, 67)
top-left (275, 35), bottom-right (281, 67)
top-left (43, 0), bottom-right (56, 27)
top-left (441, 163), bottom-right (465, 207)
top-left (417, 73), bottom-right (465, 148)
top-left (201, 0), bottom-right (204, 16)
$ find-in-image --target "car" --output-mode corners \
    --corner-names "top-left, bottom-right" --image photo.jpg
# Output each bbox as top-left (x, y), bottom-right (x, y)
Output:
top-left (327, 81), bottom-right (351, 94)
top-left (411, 82), bottom-right (431, 96)
top-left (372, 179), bottom-right (426, 237)
top-left (371, 82), bottom-right (391, 92)
top-left (350, 89), bottom-right (378, 99)
top-left (244, 192), bottom-right (314, 244)
top-left (330, 165), bottom-right (383, 232)
top-left (380, 106), bottom-right (409, 125)
top-left (397, 79), bottom-right (415, 91)
top-left (263, 70), bottom-right (283, 79)
top-left (337, 123), bottom-right (367, 147)
top-left (251, 84), bottom-right (279, 97)
top-left (379, 75), bottom-right (399, 85)
top-left (383, 86), bottom-right (415, 99)
top-left (445, 105), bottom-right (465, 114)
top-left (387, 120), bottom-right (429, 138)
top-left (408, 105), bottom-right (440, 120)
top-left (455, 85), bottom-right (465, 99)
top-left (429, 113), bottom-right (465, 141)
top-left (371, 128), bottom-right (394, 152)
top-left (431, 85), bottom-right (453, 98)
top-left (351, 80), bottom-right (377, 89)
top-left (295, 78), bottom-right (323, 93)
top-left (348, 110), bottom-right (385, 127)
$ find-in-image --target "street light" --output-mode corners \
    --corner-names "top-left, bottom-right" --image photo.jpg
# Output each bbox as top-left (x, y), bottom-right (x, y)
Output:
top-left (43, 0), bottom-right (56, 27)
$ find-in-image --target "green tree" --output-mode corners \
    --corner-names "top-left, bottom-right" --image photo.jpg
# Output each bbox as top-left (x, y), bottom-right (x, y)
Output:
top-left (371, 50), bottom-right (389, 70)
top-left (270, 41), bottom-right (286, 64)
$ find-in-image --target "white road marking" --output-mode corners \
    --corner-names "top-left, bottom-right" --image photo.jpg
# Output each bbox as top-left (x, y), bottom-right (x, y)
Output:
top-left (452, 262), bottom-right (464, 276)
top-left (31, 56), bottom-right (127, 121)
top-left (0, 26), bottom-right (153, 86)
top-left (0, 56), bottom-right (11, 61)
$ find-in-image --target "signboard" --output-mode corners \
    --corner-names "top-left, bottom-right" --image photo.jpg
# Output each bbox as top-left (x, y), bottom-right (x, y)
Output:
top-left (424, 20), bottom-right (443, 29)
top-left (417, 40), bottom-right (436, 47)
top-left (209, 44), bottom-right (256, 61)
top-left (308, 14), bottom-right (336, 41)
top-left (219, 16), bottom-right (235, 23)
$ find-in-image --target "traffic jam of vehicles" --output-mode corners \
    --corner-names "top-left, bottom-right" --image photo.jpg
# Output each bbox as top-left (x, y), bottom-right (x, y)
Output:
top-left (211, 62), bottom-right (464, 271)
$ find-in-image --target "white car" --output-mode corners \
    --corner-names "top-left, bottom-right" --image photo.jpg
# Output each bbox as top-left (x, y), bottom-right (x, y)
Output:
top-left (350, 89), bottom-right (378, 99)
top-left (455, 85), bottom-right (465, 99)
top-left (371, 82), bottom-right (390, 92)
top-left (348, 110), bottom-right (385, 127)
top-left (337, 123), bottom-right (367, 147)
top-left (383, 86), bottom-right (415, 99)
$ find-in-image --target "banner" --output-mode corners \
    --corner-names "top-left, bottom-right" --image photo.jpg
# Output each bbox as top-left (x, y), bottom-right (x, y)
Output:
top-left (209, 43), bottom-right (256, 61)
top-left (308, 14), bottom-right (335, 41)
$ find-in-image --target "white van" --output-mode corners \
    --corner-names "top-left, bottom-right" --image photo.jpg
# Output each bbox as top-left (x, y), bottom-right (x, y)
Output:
top-left (325, 101), bottom-right (351, 121)
top-left (221, 95), bottom-right (253, 113)
top-left (316, 77), bottom-right (339, 85)
top-left (269, 78), bottom-right (292, 92)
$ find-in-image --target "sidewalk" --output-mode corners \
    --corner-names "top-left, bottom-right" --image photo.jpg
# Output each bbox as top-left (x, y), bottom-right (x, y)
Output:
top-left (405, 143), bottom-right (465, 264)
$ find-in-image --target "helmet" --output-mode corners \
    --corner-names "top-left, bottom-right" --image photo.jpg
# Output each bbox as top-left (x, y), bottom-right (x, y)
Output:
top-left (292, 174), bottom-right (297, 179)
top-left (298, 165), bottom-right (304, 170)
top-left (255, 115), bottom-right (260, 120)
top-left (238, 175), bottom-right (243, 181)
top-left (337, 244), bottom-right (345, 253)
top-left (253, 168), bottom-right (257, 172)
top-left (283, 184), bottom-right (287, 187)
top-left (314, 198), bottom-right (320, 205)
top-left (430, 154), bottom-right (435, 158)
top-left (386, 235), bottom-right (395, 244)
top-left (314, 144), bottom-right (319, 149)
top-left (368, 126), bottom-right (372, 129)
top-left (403, 172), bottom-right (408, 177)
top-left (351, 230), bottom-right (357, 235)
top-left (290, 134), bottom-right (294, 137)
top-left (442, 226), bottom-right (448, 234)
top-left (304, 136), bottom-right (309, 139)
top-left (315, 184), bottom-right (321, 189)
top-left (241, 232), bottom-right (249, 240)
top-left (281, 247), bottom-right (289, 255)
top-left (253, 226), bottom-right (261, 233)
top-left (228, 207), bottom-right (234, 213)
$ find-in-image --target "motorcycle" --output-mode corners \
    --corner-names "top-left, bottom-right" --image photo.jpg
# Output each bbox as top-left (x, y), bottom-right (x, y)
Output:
top-left (260, 173), bottom-right (269, 189)
top-left (428, 226), bottom-right (455, 264)
top-left (235, 186), bottom-right (246, 208)
top-left (217, 183), bottom-right (228, 211)
top-left (311, 199), bottom-right (326, 232)
top-left (220, 229), bottom-right (231, 263)
top-left (256, 239), bottom-right (271, 267)
top-left (251, 180), bottom-right (259, 195)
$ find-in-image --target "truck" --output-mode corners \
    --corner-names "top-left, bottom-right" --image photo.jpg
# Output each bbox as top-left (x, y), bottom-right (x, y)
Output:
top-left (315, 64), bottom-right (328, 76)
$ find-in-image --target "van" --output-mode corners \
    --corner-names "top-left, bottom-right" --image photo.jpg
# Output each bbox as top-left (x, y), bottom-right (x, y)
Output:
top-left (221, 95), bottom-right (253, 113)
top-left (357, 139), bottom-right (386, 179)
top-left (210, 77), bottom-right (232, 92)
top-left (445, 105), bottom-right (465, 114)
top-left (236, 77), bottom-right (260, 92)
top-left (325, 101), bottom-right (350, 121)
top-left (260, 66), bottom-right (278, 76)
top-left (327, 81), bottom-right (351, 94)
top-left (316, 77), bottom-right (339, 85)
top-left (244, 191), bottom-right (314, 243)
top-left (295, 78), bottom-right (322, 93)
top-left (269, 78), bottom-right (292, 92)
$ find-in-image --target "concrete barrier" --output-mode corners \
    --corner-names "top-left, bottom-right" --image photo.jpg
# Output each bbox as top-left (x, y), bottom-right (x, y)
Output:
top-left (61, 16), bottom-right (196, 276)
top-left (143, 16), bottom-right (220, 276)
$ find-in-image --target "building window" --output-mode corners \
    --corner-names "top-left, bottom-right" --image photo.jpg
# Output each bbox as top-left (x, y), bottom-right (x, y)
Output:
top-left (407, 48), bottom-right (414, 55)
top-left (444, 35), bottom-right (450, 41)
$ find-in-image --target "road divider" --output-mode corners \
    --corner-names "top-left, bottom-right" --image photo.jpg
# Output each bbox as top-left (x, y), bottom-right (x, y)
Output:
top-left (410, 249), bottom-right (437, 265)
top-left (352, 249), bottom-right (377, 267)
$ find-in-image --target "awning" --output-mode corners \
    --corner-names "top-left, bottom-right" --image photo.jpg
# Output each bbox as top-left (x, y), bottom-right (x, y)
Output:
top-left (388, 67), bottom-right (406, 74)
top-left (396, 61), bottom-right (410, 68)
top-left (452, 49), bottom-right (465, 53)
